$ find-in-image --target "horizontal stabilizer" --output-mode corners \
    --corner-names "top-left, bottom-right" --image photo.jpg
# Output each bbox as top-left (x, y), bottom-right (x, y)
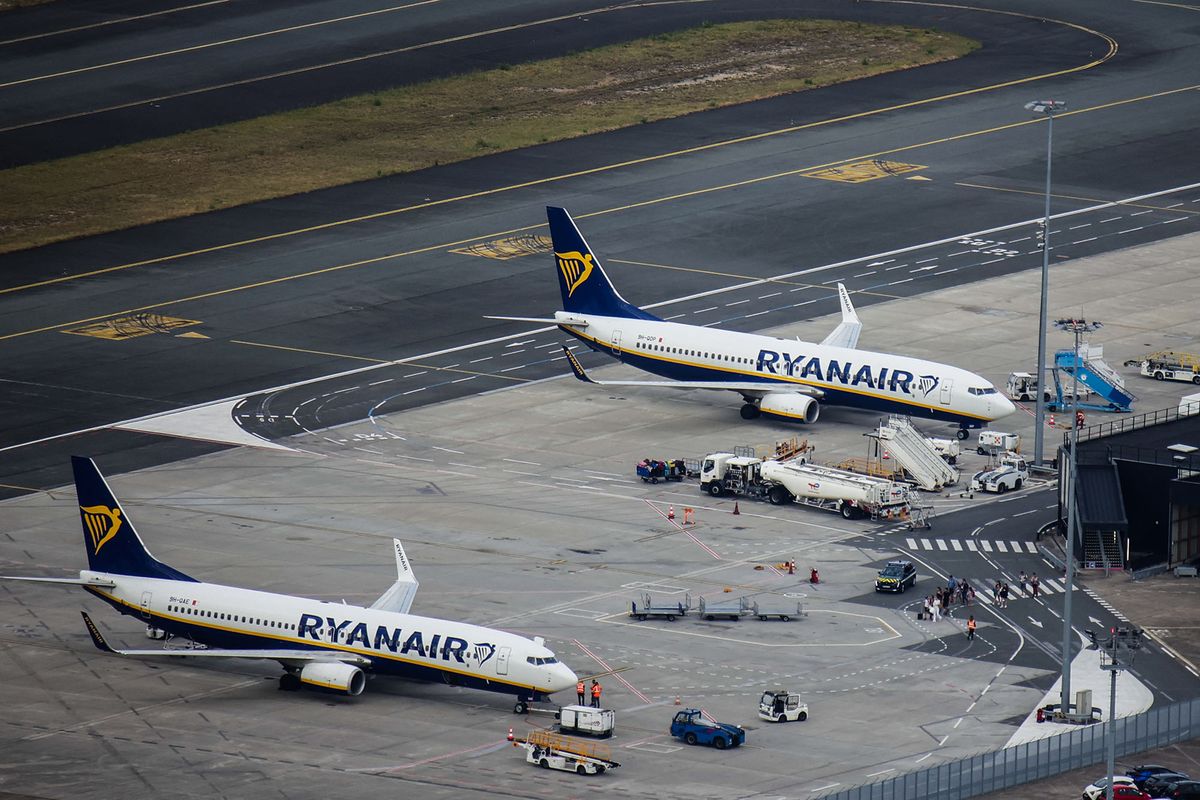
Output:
top-left (369, 539), bottom-right (419, 615)
top-left (561, 348), bottom-right (822, 397)
top-left (81, 613), bottom-right (370, 664)
top-left (484, 315), bottom-right (589, 328)
top-left (820, 284), bottom-right (862, 350)
top-left (0, 575), bottom-right (116, 588)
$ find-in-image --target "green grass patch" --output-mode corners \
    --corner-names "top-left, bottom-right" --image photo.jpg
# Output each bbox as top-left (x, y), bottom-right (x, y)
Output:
top-left (0, 19), bottom-right (977, 253)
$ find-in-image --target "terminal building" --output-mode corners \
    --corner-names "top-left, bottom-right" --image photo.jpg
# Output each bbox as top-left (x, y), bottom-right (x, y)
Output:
top-left (1060, 397), bottom-right (1200, 573)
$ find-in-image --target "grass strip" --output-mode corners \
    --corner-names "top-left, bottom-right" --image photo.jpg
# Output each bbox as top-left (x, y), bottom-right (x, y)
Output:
top-left (0, 19), bottom-right (976, 254)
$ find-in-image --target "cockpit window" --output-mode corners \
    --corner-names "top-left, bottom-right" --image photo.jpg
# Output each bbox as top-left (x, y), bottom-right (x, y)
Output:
top-left (968, 387), bottom-right (998, 396)
top-left (525, 656), bottom-right (558, 666)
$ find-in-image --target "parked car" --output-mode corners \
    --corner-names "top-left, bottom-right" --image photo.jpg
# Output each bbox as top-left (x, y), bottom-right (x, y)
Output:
top-left (1111, 786), bottom-right (1153, 800)
top-left (1143, 774), bottom-right (1192, 796)
top-left (1084, 775), bottom-right (1137, 800)
top-left (1128, 766), bottom-right (1180, 788)
top-left (1157, 781), bottom-right (1200, 799)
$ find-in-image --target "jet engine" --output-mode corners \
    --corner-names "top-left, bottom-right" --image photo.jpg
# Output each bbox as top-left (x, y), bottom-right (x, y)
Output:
top-left (300, 662), bottom-right (366, 695)
top-left (759, 394), bottom-right (820, 423)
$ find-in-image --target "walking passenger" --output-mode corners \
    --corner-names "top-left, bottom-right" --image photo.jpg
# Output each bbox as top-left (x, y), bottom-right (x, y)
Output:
top-left (1000, 583), bottom-right (1010, 608)
top-left (1018, 571), bottom-right (1028, 594)
top-left (1031, 573), bottom-right (1041, 598)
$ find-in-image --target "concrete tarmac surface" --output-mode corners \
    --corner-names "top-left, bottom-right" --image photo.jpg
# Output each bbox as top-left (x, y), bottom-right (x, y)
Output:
top-left (1, 232), bottom-right (1198, 798)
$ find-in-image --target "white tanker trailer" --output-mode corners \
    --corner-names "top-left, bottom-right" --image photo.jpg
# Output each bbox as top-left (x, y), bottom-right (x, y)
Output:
top-left (699, 453), bottom-right (911, 520)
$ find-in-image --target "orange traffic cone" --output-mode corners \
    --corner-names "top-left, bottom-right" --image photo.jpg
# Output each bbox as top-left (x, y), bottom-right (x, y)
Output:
top-left (675, 695), bottom-right (681, 705)
top-left (667, 505), bottom-right (675, 521)
top-left (507, 727), bottom-right (514, 742)
top-left (1048, 414), bottom-right (1056, 428)
top-left (733, 502), bottom-right (740, 515)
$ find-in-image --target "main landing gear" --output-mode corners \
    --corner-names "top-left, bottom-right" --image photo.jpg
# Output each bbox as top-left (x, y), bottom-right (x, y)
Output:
top-left (740, 403), bottom-right (761, 420)
top-left (956, 427), bottom-right (971, 440)
top-left (279, 672), bottom-right (301, 692)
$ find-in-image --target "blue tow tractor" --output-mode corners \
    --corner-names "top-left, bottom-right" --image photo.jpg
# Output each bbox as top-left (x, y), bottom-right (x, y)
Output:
top-left (670, 708), bottom-right (746, 749)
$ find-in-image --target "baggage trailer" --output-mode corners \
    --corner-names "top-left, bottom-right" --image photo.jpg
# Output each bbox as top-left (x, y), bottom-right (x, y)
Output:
top-left (629, 592), bottom-right (689, 621)
top-left (516, 729), bottom-right (620, 775)
top-left (557, 705), bottom-right (615, 738)
top-left (636, 458), bottom-right (687, 484)
top-left (698, 595), bottom-right (749, 620)
top-left (750, 599), bottom-right (806, 621)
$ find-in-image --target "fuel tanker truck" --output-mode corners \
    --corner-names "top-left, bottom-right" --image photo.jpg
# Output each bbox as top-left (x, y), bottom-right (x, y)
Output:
top-left (699, 453), bottom-right (911, 520)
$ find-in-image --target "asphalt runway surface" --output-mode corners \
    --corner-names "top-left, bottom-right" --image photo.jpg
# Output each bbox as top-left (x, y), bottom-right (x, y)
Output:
top-left (0, 0), bottom-right (1102, 166)
top-left (1, 0), bottom-right (1198, 493)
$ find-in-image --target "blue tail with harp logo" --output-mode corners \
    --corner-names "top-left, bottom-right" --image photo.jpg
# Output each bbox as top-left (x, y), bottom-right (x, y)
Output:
top-left (71, 456), bottom-right (195, 582)
top-left (547, 207), bottom-right (660, 322)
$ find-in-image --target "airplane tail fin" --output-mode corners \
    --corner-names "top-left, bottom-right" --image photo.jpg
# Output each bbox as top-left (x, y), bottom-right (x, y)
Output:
top-left (546, 207), bottom-right (659, 321)
top-left (72, 456), bottom-right (195, 582)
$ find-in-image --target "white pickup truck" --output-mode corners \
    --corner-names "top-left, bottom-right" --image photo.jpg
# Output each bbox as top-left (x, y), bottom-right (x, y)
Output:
top-left (970, 454), bottom-right (1029, 494)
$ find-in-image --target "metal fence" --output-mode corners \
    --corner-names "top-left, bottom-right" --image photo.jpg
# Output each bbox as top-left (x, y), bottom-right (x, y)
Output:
top-left (818, 698), bottom-right (1200, 800)
top-left (1069, 404), bottom-right (1199, 447)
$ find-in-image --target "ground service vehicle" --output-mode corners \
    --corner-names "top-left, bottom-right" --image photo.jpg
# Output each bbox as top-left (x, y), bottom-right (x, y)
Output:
top-left (875, 560), bottom-right (917, 592)
top-left (557, 705), bottom-right (615, 737)
top-left (758, 690), bottom-right (809, 722)
top-left (1007, 371), bottom-right (1094, 403)
top-left (1127, 351), bottom-right (1200, 384)
top-left (516, 730), bottom-right (620, 775)
top-left (699, 453), bottom-right (910, 520)
top-left (670, 708), bottom-right (745, 749)
top-left (976, 430), bottom-right (1020, 455)
top-left (970, 454), bottom-right (1029, 493)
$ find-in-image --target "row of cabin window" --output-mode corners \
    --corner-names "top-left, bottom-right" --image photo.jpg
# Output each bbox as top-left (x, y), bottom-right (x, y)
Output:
top-left (635, 341), bottom-right (753, 365)
top-left (167, 604), bottom-right (295, 631)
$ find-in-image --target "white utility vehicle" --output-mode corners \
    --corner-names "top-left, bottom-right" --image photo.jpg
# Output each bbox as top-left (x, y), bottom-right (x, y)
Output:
top-left (557, 705), bottom-right (615, 738)
top-left (758, 689), bottom-right (809, 723)
top-left (970, 453), bottom-right (1029, 494)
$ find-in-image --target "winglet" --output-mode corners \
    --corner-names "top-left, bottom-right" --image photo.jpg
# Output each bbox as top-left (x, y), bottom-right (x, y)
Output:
top-left (819, 283), bottom-right (863, 350)
top-left (368, 539), bottom-right (420, 615)
top-left (562, 347), bottom-right (597, 384)
top-left (81, 611), bottom-right (116, 653)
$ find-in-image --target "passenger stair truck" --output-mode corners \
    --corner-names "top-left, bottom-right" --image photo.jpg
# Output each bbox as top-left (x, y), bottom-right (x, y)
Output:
top-left (700, 453), bottom-right (911, 520)
top-left (516, 729), bottom-right (620, 775)
top-left (869, 415), bottom-right (960, 491)
top-left (1050, 344), bottom-right (1135, 412)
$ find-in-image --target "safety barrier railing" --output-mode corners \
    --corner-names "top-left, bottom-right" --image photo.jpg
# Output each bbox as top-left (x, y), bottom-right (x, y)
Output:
top-left (816, 698), bottom-right (1200, 800)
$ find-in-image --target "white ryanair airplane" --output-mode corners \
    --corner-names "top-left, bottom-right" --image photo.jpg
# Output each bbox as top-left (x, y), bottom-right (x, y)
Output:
top-left (1, 457), bottom-right (576, 712)
top-left (493, 207), bottom-right (1015, 439)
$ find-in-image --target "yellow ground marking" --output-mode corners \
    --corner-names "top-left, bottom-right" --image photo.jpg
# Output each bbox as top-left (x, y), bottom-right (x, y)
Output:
top-left (595, 607), bottom-right (902, 647)
top-left (0, 1), bottom-right (699, 135)
top-left (801, 159), bottom-right (926, 183)
top-left (62, 314), bottom-right (199, 340)
top-left (230, 339), bottom-right (531, 381)
top-left (449, 234), bottom-right (553, 260)
top-left (0, 3), bottom-right (1118, 297)
top-left (906, 174), bottom-right (933, 181)
top-left (0, 1), bottom-right (230, 47)
top-left (955, 182), bottom-right (1200, 215)
top-left (0, 0), bottom-right (441, 90)
top-left (176, 331), bottom-right (209, 339)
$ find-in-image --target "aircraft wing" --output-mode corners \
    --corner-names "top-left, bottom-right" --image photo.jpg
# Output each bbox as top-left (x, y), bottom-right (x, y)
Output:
top-left (1, 575), bottom-right (116, 588)
top-left (369, 539), bottom-right (419, 615)
top-left (819, 284), bottom-right (862, 350)
top-left (81, 613), bottom-right (371, 665)
top-left (562, 347), bottom-right (822, 398)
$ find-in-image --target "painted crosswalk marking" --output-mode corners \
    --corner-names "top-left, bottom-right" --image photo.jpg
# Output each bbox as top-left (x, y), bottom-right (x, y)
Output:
top-left (995, 541), bottom-right (1008, 553)
top-left (981, 540), bottom-right (993, 552)
top-left (966, 540), bottom-right (978, 552)
top-left (900, 538), bottom-right (1038, 554)
top-left (950, 540), bottom-right (963, 551)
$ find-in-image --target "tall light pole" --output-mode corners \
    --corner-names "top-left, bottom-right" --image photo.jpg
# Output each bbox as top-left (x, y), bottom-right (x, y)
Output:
top-left (1056, 317), bottom-right (1101, 718)
top-left (1084, 626), bottom-right (1142, 800)
top-left (1026, 100), bottom-right (1066, 469)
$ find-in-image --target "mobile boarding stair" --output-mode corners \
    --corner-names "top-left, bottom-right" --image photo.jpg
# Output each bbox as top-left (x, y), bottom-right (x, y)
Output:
top-left (516, 729), bottom-right (620, 775)
top-left (869, 415), bottom-right (959, 491)
top-left (1050, 345), bottom-right (1135, 412)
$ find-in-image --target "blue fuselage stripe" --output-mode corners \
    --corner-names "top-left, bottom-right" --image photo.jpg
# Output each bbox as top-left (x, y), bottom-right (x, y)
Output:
top-left (563, 328), bottom-right (987, 425)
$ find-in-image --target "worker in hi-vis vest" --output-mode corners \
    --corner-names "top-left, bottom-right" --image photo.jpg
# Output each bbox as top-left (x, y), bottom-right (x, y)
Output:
top-left (576, 680), bottom-right (585, 705)
top-left (967, 616), bottom-right (977, 641)
top-left (590, 679), bottom-right (602, 708)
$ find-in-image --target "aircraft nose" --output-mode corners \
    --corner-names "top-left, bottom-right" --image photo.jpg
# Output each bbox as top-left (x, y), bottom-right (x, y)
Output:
top-left (993, 395), bottom-right (1017, 419)
top-left (551, 662), bottom-right (578, 693)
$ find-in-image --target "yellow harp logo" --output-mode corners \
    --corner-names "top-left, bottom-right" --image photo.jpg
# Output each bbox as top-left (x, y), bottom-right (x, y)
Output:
top-left (556, 251), bottom-right (593, 297)
top-left (81, 505), bottom-right (122, 555)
